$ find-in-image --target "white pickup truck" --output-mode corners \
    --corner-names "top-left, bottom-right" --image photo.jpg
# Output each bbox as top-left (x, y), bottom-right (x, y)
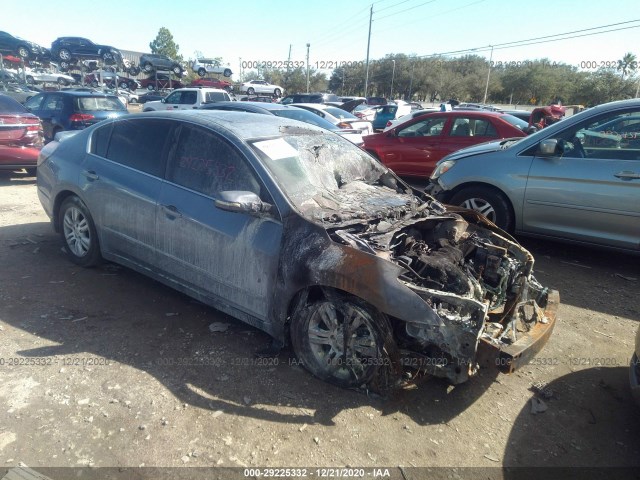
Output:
top-left (143, 87), bottom-right (233, 111)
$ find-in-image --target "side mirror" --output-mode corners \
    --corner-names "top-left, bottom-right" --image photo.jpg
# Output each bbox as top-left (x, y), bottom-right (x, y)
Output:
top-left (215, 191), bottom-right (274, 216)
top-left (538, 139), bottom-right (558, 156)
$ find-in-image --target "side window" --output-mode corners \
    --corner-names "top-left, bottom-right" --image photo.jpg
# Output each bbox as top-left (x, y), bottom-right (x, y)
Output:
top-left (91, 123), bottom-right (113, 158)
top-left (24, 94), bottom-right (44, 111)
top-left (398, 117), bottom-right (446, 137)
top-left (105, 119), bottom-right (174, 176)
top-left (166, 124), bottom-right (261, 198)
top-left (474, 119), bottom-right (498, 137)
top-left (165, 92), bottom-right (180, 104)
top-left (42, 95), bottom-right (63, 112)
top-left (181, 91), bottom-right (197, 104)
top-left (450, 118), bottom-right (472, 136)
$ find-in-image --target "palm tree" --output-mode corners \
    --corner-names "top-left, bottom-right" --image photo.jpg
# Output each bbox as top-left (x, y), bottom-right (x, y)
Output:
top-left (617, 52), bottom-right (637, 78)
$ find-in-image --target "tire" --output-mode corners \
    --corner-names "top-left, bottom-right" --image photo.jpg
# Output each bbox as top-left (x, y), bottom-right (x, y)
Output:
top-left (26, 167), bottom-right (36, 176)
top-left (58, 48), bottom-right (72, 61)
top-left (274, 88), bottom-right (281, 97)
top-left (57, 77), bottom-right (68, 86)
top-left (224, 85), bottom-right (233, 93)
top-left (119, 81), bottom-right (129, 90)
top-left (128, 66), bottom-right (140, 76)
top-left (449, 186), bottom-right (514, 232)
top-left (143, 62), bottom-right (154, 73)
top-left (17, 45), bottom-right (30, 59)
top-left (223, 68), bottom-right (232, 77)
top-left (58, 196), bottom-right (102, 267)
top-left (146, 84), bottom-right (155, 91)
top-left (102, 52), bottom-right (114, 64)
top-left (172, 65), bottom-right (182, 76)
top-left (197, 68), bottom-right (206, 77)
top-left (26, 75), bottom-right (34, 85)
top-left (247, 87), bottom-right (255, 95)
top-left (59, 61), bottom-right (70, 71)
top-left (290, 295), bottom-right (396, 389)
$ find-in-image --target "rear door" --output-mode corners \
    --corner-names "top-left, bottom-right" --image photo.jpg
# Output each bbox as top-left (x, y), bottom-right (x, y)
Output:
top-left (81, 118), bottom-right (174, 269)
top-left (523, 109), bottom-right (640, 251)
top-left (438, 115), bottom-right (500, 158)
top-left (378, 116), bottom-right (447, 177)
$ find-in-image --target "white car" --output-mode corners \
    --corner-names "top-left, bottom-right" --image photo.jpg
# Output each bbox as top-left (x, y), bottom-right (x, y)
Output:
top-left (240, 80), bottom-right (283, 96)
top-left (143, 87), bottom-right (232, 111)
top-left (25, 67), bottom-right (75, 86)
top-left (383, 107), bottom-right (440, 131)
top-left (291, 103), bottom-right (373, 135)
top-left (191, 58), bottom-right (233, 78)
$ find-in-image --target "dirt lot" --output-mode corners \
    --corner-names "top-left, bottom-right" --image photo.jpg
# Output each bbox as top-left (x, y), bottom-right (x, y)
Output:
top-left (0, 170), bottom-right (639, 479)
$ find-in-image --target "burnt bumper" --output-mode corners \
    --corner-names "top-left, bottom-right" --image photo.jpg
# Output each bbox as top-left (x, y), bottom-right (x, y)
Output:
top-left (477, 289), bottom-right (560, 373)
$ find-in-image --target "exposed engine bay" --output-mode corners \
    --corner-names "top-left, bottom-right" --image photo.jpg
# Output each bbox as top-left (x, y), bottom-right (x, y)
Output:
top-left (328, 205), bottom-right (552, 384)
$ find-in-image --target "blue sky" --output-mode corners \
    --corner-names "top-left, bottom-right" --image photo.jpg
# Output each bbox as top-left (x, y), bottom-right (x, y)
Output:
top-left (5, 0), bottom-right (640, 75)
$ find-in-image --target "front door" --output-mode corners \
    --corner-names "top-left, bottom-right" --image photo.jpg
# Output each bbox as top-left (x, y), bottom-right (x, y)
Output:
top-left (155, 122), bottom-right (283, 322)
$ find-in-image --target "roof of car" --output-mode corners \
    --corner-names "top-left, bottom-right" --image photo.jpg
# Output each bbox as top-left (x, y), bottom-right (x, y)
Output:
top-left (134, 110), bottom-right (323, 141)
top-left (200, 101), bottom-right (301, 113)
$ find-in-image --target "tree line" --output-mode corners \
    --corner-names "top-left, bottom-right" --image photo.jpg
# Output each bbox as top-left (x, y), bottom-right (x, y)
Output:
top-left (149, 28), bottom-right (638, 106)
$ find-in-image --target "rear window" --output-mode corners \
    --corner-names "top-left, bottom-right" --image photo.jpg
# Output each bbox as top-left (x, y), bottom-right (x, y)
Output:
top-left (75, 96), bottom-right (125, 112)
top-left (0, 95), bottom-right (28, 114)
top-left (324, 106), bottom-right (357, 120)
top-left (500, 114), bottom-right (529, 131)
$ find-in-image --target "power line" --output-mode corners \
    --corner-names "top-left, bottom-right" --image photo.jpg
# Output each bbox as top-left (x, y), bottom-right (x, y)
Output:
top-left (375, 0), bottom-right (436, 21)
top-left (375, 0), bottom-right (424, 14)
top-left (416, 20), bottom-right (640, 59)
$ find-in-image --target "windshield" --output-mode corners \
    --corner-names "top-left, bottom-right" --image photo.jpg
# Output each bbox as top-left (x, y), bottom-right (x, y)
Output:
top-left (272, 109), bottom-right (339, 131)
top-left (500, 113), bottom-right (530, 131)
top-left (0, 95), bottom-right (28, 113)
top-left (249, 132), bottom-right (415, 223)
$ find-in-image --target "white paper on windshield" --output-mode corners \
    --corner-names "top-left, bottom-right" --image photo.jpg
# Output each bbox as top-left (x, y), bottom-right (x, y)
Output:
top-left (253, 138), bottom-right (298, 160)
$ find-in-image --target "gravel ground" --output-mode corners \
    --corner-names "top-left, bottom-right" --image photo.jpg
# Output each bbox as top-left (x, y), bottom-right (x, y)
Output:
top-left (0, 170), bottom-right (638, 480)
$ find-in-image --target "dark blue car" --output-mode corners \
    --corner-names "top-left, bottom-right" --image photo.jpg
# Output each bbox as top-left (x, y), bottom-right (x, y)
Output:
top-left (24, 91), bottom-right (127, 142)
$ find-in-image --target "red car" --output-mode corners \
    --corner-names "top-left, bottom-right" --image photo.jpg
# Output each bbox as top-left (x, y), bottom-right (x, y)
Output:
top-left (363, 110), bottom-right (528, 178)
top-left (189, 78), bottom-right (233, 91)
top-left (0, 94), bottom-right (43, 174)
top-left (138, 75), bottom-right (185, 91)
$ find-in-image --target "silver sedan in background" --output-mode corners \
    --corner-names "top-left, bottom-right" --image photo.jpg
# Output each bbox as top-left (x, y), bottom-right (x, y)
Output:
top-left (426, 99), bottom-right (640, 254)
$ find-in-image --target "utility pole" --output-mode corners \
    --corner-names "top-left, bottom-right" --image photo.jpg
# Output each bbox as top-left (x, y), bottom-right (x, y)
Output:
top-left (408, 58), bottom-right (415, 101)
top-left (306, 43), bottom-right (310, 93)
top-left (364, 4), bottom-right (373, 98)
top-left (390, 59), bottom-right (396, 100)
top-left (286, 44), bottom-right (292, 89)
top-left (483, 45), bottom-right (494, 104)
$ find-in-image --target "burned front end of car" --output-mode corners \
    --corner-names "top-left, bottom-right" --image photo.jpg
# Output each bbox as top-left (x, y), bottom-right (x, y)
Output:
top-left (327, 206), bottom-right (558, 385)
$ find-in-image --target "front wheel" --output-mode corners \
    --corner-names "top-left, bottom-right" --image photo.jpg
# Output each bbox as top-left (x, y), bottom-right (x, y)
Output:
top-left (449, 186), bottom-right (514, 232)
top-left (142, 62), bottom-right (154, 73)
top-left (223, 68), bottom-right (232, 77)
top-left (119, 81), bottom-right (129, 90)
top-left (128, 66), bottom-right (140, 76)
top-left (274, 88), bottom-right (281, 97)
top-left (172, 65), bottom-right (182, 76)
top-left (197, 68), bottom-right (206, 77)
top-left (290, 296), bottom-right (397, 389)
top-left (58, 196), bottom-right (102, 267)
top-left (57, 77), bottom-right (69, 86)
top-left (247, 87), bottom-right (255, 95)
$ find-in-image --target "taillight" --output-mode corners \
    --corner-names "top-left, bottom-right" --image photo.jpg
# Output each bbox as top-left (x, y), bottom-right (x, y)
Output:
top-left (69, 113), bottom-right (95, 123)
top-left (337, 122), bottom-right (351, 129)
top-left (386, 121), bottom-right (392, 127)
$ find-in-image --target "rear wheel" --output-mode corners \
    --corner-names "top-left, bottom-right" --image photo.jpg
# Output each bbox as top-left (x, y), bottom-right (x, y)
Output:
top-left (247, 87), bottom-right (255, 95)
top-left (223, 68), bottom-right (232, 77)
top-left (143, 62), bottom-right (154, 73)
top-left (17, 45), bottom-right (30, 59)
top-left (57, 77), bottom-right (68, 86)
top-left (58, 196), bottom-right (102, 267)
top-left (146, 84), bottom-right (155, 91)
top-left (197, 68), bottom-right (206, 77)
top-left (290, 295), bottom-right (397, 389)
top-left (449, 186), bottom-right (514, 232)
top-left (58, 48), bottom-right (72, 61)
top-left (274, 88), bottom-right (281, 97)
top-left (172, 65), bottom-right (182, 76)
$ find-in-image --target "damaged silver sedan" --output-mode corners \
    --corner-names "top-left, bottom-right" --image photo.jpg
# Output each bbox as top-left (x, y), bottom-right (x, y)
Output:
top-left (36, 111), bottom-right (559, 390)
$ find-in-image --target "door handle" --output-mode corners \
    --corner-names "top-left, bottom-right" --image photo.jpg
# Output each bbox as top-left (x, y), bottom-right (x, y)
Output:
top-left (614, 171), bottom-right (640, 180)
top-left (82, 170), bottom-right (99, 181)
top-left (161, 204), bottom-right (182, 219)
